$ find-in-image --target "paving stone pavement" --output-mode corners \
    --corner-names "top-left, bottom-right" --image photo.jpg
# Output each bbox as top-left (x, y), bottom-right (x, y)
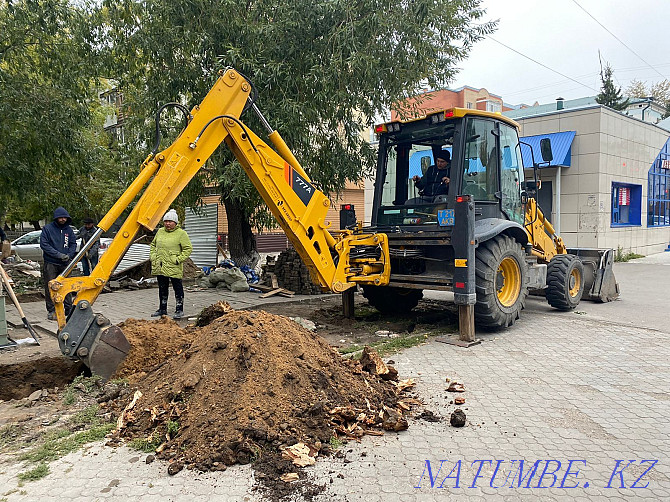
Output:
top-left (1, 268), bottom-right (669, 501)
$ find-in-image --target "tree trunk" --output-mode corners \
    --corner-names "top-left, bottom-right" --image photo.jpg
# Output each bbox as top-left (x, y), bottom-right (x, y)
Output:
top-left (30, 220), bottom-right (41, 230)
top-left (222, 196), bottom-right (259, 268)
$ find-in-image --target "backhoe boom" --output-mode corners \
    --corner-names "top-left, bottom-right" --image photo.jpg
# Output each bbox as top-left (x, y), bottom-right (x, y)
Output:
top-left (53, 69), bottom-right (389, 378)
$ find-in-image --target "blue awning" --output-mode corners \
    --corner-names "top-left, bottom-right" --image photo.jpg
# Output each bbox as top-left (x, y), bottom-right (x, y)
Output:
top-left (519, 131), bottom-right (576, 168)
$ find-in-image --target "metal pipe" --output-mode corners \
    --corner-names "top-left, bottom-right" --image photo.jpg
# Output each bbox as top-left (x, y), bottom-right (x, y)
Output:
top-left (61, 227), bottom-right (104, 277)
top-left (249, 101), bottom-right (310, 180)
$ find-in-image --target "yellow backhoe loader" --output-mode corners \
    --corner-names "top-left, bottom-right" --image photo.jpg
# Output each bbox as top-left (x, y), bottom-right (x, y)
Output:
top-left (51, 69), bottom-right (617, 378)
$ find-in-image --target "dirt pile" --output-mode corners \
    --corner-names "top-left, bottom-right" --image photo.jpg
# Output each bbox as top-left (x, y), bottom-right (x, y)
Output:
top-left (113, 317), bottom-right (194, 382)
top-left (113, 307), bottom-right (408, 472)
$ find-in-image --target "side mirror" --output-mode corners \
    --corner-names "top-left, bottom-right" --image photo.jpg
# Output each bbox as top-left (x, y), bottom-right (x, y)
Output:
top-left (540, 138), bottom-right (553, 163)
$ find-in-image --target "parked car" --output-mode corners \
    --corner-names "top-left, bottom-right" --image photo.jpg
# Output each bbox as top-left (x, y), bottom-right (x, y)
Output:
top-left (10, 231), bottom-right (150, 275)
top-left (10, 230), bottom-right (44, 263)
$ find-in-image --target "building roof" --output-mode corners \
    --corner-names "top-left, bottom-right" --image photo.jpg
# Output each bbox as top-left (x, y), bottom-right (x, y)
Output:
top-left (504, 96), bottom-right (597, 119)
top-left (520, 131), bottom-right (576, 168)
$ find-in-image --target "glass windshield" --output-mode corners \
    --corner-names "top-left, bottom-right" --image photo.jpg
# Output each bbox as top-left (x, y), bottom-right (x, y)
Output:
top-left (461, 118), bottom-right (498, 201)
top-left (377, 125), bottom-right (454, 227)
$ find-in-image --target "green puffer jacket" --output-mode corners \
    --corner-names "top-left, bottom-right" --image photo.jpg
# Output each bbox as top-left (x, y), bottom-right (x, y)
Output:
top-left (150, 226), bottom-right (193, 279)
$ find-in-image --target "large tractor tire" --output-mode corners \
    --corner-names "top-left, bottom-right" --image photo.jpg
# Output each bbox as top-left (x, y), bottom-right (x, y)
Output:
top-left (474, 235), bottom-right (528, 329)
top-left (546, 254), bottom-right (584, 310)
top-left (361, 286), bottom-right (423, 314)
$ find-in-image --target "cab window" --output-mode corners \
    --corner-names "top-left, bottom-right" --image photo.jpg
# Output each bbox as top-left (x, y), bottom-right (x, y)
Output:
top-left (462, 118), bottom-right (498, 201)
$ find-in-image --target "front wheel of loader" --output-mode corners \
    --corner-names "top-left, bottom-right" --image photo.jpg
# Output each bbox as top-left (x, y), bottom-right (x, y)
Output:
top-left (475, 235), bottom-right (528, 329)
top-left (546, 254), bottom-right (584, 311)
top-left (362, 286), bottom-right (423, 314)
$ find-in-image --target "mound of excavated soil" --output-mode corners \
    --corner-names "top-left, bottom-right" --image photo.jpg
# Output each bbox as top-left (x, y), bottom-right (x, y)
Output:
top-left (113, 317), bottom-right (194, 382)
top-left (114, 308), bottom-right (406, 472)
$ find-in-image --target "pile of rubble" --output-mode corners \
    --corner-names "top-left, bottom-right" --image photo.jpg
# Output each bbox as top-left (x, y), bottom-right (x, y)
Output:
top-left (0, 258), bottom-right (43, 295)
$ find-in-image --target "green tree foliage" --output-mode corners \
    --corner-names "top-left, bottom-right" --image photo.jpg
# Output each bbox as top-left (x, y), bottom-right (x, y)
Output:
top-left (100, 0), bottom-right (494, 264)
top-left (0, 0), bottom-right (112, 225)
top-left (596, 61), bottom-right (629, 111)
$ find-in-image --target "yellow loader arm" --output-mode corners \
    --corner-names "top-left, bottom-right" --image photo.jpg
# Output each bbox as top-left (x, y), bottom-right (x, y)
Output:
top-left (53, 68), bottom-right (389, 378)
top-left (524, 197), bottom-right (566, 263)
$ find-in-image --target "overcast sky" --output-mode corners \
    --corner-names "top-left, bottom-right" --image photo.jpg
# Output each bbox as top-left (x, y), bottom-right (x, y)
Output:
top-left (449, 0), bottom-right (670, 106)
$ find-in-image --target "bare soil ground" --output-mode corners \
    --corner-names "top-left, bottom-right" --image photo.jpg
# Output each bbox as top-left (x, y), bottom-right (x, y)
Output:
top-left (254, 294), bottom-right (459, 349)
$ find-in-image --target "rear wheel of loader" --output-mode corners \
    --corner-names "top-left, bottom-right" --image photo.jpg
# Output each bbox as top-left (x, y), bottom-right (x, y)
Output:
top-left (475, 235), bottom-right (528, 329)
top-left (546, 254), bottom-right (584, 310)
top-left (362, 286), bottom-right (423, 314)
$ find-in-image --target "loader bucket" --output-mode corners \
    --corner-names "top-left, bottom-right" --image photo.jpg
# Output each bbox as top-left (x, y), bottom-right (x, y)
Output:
top-left (57, 301), bottom-right (130, 380)
top-left (567, 248), bottom-right (620, 302)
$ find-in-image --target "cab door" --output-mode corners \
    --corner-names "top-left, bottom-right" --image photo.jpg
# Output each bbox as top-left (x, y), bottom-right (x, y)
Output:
top-left (499, 123), bottom-right (525, 224)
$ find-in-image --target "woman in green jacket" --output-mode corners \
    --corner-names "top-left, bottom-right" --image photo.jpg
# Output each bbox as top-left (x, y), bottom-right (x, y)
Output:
top-left (150, 209), bottom-right (193, 319)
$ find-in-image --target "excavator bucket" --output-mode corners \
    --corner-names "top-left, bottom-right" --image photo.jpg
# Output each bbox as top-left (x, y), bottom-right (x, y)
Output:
top-left (567, 248), bottom-right (620, 302)
top-left (58, 301), bottom-right (130, 380)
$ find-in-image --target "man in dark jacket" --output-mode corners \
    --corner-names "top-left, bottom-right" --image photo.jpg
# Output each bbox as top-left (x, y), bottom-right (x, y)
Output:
top-left (412, 150), bottom-right (451, 198)
top-left (78, 217), bottom-right (99, 276)
top-left (40, 207), bottom-right (78, 320)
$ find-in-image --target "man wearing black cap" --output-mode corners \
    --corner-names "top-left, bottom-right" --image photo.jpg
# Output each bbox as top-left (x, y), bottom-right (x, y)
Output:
top-left (412, 150), bottom-right (451, 198)
top-left (78, 217), bottom-right (100, 276)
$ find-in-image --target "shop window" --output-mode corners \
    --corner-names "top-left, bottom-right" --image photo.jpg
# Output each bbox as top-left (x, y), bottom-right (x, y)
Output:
top-left (611, 183), bottom-right (641, 226)
top-left (648, 149), bottom-right (670, 227)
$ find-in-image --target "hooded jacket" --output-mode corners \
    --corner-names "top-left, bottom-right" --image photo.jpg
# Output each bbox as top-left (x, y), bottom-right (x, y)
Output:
top-left (150, 225), bottom-right (193, 279)
top-left (40, 207), bottom-right (78, 265)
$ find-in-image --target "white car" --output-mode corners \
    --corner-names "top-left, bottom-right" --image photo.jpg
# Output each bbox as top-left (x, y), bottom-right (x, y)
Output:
top-left (11, 232), bottom-right (150, 275)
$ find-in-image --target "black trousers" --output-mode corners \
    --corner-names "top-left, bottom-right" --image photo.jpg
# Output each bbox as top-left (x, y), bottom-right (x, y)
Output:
top-left (44, 262), bottom-right (73, 314)
top-left (156, 275), bottom-right (184, 311)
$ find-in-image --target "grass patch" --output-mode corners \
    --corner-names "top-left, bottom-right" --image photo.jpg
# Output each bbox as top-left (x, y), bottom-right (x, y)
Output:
top-left (128, 433), bottom-right (163, 453)
top-left (63, 375), bottom-right (104, 406)
top-left (166, 421), bottom-right (179, 438)
top-left (17, 463), bottom-right (49, 484)
top-left (338, 344), bottom-right (363, 355)
top-left (338, 332), bottom-right (433, 358)
top-left (0, 424), bottom-right (20, 450)
top-left (374, 333), bottom-right (430, 356)
top-left (329, 436), bottom-right (345, 450)
top-left (20, 423), bottom-right (114, 464)
top-left (614, 247), bottom-right (644, 262)
top-left (68, 405), bottom-right (101, 426)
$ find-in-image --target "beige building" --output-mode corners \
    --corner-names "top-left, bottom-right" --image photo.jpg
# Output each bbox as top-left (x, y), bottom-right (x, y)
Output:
top-left (514, 104), bottom-right (670, 255)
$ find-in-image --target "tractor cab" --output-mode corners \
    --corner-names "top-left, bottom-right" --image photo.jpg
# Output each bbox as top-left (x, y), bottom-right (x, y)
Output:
top-left (372, 108), bottom-right (526, 229)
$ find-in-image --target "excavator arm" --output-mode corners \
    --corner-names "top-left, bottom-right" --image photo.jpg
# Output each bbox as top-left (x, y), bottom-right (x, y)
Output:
top-left (53, 68), bottom-right (389, 378)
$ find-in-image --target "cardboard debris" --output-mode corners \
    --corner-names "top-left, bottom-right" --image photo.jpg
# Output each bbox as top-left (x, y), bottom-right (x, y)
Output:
top-left (116, 390), bottom-right (143, 430)
top-left (281, 442), bottom-right (317, 467)
top-left (280, 472), bottom-right (300, 483)
top-left (447, 382), bottom-right (465, 392)
top-left (395, 379), bottom-right (415, 392)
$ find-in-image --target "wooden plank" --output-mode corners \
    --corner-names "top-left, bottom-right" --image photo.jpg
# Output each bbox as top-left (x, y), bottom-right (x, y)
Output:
top-left (458, 304), bottom-right (476, 342)
top-left (259, 288), bottom-right (283, 298)
top-left (270, 273), bottom-right (279, 289)
top-left (342, 289), bottom-right (355, 318)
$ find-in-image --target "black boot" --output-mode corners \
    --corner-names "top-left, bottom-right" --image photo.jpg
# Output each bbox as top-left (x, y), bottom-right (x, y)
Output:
top-left (152, 296), bottom-right (168, 317)
top-left (173, 298), bottom-right (184, 320)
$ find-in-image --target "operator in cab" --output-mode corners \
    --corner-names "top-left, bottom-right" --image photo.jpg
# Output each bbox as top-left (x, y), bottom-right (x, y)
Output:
top-left (412, 150), bottom-right (451, 199)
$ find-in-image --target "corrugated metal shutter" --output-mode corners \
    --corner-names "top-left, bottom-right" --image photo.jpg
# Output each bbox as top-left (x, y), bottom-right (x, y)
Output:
top-left (184, 204), bottom-right (218, 267)
top-left (113, 244), bottom-right (151, 276)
